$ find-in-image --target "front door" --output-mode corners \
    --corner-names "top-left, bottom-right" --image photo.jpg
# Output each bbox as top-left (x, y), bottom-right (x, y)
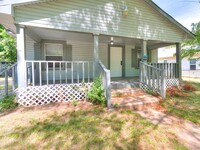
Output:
top-left (110, 47), bottom-right (122, 77)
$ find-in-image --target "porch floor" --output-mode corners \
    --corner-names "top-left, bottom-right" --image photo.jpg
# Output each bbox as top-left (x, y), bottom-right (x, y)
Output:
top-left (111, 77), bottom-right (161, 110)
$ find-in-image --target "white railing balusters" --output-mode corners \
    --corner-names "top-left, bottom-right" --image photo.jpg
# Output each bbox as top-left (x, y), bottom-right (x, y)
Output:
top-left (32, 62), bottom-right (35, 86)
top-left (82, 62), bottom-right (84, 83)
top-left (24, 61), bottom-right (93, 86)
top-left (140, 62), bottom-right (166, 99)
top-left (65, 62), bottom-right (67, 83)
top-left (71, 62), bottom-right (73, 83)
top-left (46, 62), bottom-right (49, 85)
top-left (60, 62), bottom-right (62, 84)
top-left (39, 62), bottom-right (42, 86)
top-left (88, 62), bottom-right (90, 83)
top-left (53, 62), bottom-right (55, 85)
top-left (77, 62), bottom-right (79, 83)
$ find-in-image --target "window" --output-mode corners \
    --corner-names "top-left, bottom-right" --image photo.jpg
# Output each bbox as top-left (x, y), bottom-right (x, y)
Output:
top-left (44, 43), bottom-right (63, 68)
top-left (131, 49), bottom-right (141, 69)
top-left (190, 59), bottom-right (196, 70)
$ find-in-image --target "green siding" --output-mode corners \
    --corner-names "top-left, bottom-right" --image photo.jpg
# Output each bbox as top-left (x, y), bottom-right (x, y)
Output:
top-left (126, 45), bottom-right (139, 77)
top-left (15, 0), bottom-right (184, 42)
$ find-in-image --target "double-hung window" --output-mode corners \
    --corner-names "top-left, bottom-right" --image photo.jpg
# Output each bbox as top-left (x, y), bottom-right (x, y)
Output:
top-left (44, 43), bottom-right (63, 68)
top-left (190, 59), bottom-right (196, 70)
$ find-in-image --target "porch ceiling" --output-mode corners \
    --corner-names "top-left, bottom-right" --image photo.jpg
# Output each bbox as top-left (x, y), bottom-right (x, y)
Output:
top-left (27, 26), bottom-right (174, 49)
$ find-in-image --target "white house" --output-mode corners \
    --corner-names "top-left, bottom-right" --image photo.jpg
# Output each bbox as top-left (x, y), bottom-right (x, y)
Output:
top-left (0, 0), bottom-right (195, 107)
top-left (159, 53), bottom-right (200, 78)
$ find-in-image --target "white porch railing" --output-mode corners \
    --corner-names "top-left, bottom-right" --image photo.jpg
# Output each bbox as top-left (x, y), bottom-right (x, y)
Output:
top-left (140, 62), bottom-right (166, 99)
top-left (140, 62), bottom-right (179, 99)
top-left (148, 63), bottom-right (179, 79)
top-left (26, 61), bottom-right (94, 86)
top-left (97, 61), bottom-right (111, 108)
top-left (0, 63), bottom-right (18, 98)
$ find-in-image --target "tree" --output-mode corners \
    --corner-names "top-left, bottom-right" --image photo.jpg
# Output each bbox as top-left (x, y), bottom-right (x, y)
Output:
top-left (182, 22), bottom-right (200, 59)
top-left (0, 24), bottom-right (17, 62)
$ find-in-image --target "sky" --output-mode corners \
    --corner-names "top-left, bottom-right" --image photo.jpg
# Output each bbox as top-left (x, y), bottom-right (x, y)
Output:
top-left (153, 0), bottom-right (200, 58)
top-left (153, 0), bottom-right (200, 31)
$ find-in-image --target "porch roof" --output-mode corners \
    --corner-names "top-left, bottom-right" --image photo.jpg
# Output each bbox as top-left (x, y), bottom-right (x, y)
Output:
top-left (26, 26), bottom-right (174, 50)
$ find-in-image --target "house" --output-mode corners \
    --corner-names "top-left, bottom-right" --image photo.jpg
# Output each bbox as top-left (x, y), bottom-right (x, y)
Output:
top-left (159, 53), bottom-right (200, 78)
top-left (0, 0), bottom-right (194, 107)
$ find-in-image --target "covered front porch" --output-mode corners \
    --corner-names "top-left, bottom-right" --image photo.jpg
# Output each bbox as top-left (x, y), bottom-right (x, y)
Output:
top-left (15, 25), bottom-right (181, 107)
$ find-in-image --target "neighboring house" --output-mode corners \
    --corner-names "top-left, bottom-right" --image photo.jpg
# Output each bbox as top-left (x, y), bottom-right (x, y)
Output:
top-left (0, 0), bottom-right (194, 107)
top-left (159, 53), bottom-right (200, 78)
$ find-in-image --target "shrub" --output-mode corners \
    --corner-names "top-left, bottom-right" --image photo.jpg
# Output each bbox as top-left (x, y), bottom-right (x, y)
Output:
top-left (0, 95), bottom-right (18, 112)
top-left (182, 83), bottom-right (196, 92)
top-left (87, 77), bottom-right (106, 106)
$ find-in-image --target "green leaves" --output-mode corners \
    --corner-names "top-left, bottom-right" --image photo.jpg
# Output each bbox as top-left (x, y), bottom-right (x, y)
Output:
top-left (182, 22), bottom-right (200, 59)
top-left (87, 77), bottom-right (106, 106)
top-left (0, 24), bottom-right (17, 62)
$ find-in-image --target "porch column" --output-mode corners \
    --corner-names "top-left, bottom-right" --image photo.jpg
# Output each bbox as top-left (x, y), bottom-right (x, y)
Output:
top-left (141, 39), bottom-right (148, 62)
top-left (93, 33), bottom-right (99, 78)
top-left (16, 25), bottom-right (26, 88)
top-left (176, 43), bottom-right (182, 82)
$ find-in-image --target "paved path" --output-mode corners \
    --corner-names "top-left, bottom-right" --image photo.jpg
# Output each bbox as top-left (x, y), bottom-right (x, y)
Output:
top-left (137, 109), bottom-right (200, 150)
top-left (112, 88), bottom-right (160, 110)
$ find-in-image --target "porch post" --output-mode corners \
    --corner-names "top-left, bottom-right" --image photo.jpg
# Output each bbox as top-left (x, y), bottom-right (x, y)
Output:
top-left (141, 39), bottom-right (148, 62)
top-left (176, 43), bottom-right (182, 83)
top-left (16, 25), bottom-right (26, 88)
top-left (93, 33), bottom-right (99, 78)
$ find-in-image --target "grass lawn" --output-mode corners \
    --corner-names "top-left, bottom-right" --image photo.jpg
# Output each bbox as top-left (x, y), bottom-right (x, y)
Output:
top-left (162, 81), bottom-right (200, 124)
top-left (0, 102), bottom-right (187, 150)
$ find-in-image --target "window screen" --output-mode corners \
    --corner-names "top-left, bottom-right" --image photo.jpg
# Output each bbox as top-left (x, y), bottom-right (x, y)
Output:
top-left (45, 43), bottom-right (64, 68)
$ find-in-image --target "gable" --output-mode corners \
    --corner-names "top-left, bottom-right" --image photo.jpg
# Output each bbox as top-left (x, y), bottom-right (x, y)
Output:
top-left (14, 0), bottom-right (188, 42)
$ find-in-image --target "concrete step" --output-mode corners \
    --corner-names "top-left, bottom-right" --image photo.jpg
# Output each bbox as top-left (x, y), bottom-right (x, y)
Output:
top-left (111, 80), bottom-right (140, 89)
top-left (111, 88), bottom-right (160, 111)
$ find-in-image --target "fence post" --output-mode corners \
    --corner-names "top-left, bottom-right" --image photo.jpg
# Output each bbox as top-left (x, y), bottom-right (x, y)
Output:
top-left (5, 70), bottom-right (8, 96)
top-left (12, 67), bottom-right (15, 91)
top-left (161, 69), bottom-right (166, 99)
top-left (106, 70), bottom-right (111, 109)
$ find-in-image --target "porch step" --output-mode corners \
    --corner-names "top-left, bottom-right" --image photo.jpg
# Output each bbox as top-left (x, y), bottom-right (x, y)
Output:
top-left (111, 80), bottom-right (140, 89)
top-left (111, 88), bottom-right (160, 111)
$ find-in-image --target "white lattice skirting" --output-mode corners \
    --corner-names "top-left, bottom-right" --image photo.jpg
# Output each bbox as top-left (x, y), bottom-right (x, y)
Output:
top-left (140, 78), bottom-right (179, 94)
top-left (166, 79), bottom-right (179, 87)
top-left (16, 83), bottom-right (92, 107)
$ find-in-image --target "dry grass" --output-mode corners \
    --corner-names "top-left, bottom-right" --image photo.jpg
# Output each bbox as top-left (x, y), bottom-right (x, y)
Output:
top-left (163, 81), bottom-right (200, 124)
top-left (0, 101), bottom-right (187, 150)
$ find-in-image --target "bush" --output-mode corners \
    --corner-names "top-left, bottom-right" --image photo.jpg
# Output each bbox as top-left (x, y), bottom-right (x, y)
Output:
top-left (182, 83), bottom-right (196, 92)
top-left (87, 77), bottom-right (106, 106)
top-left (0, 95), bottom-right (18, 112)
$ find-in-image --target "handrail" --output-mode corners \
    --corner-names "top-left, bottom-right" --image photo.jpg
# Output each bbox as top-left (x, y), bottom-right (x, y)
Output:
top-left (140, 61), bottom-right (166, 99)
top-left (26, 60), bottom-right (93, 63)
top-left (0, 63), bottom-right (17, 75)
top-left (141, 62), bottom-right (162, 71)
top-left (0, 62), bottom-right (18, 97)
top-left (98, 61), bottom-right (111, 108)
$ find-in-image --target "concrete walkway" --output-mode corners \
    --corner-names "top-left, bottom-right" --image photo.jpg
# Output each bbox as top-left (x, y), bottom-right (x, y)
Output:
top-left (111, 88), bottom-right (160, 110)
top-left (137, 109), bottom-right (200, 150)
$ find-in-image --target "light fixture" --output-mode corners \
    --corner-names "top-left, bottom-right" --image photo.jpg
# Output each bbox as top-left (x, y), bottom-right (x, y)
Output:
top-left (110, 37), bottom-right (114, 45)
top-left (122, 3), bottom-right (129, 17)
